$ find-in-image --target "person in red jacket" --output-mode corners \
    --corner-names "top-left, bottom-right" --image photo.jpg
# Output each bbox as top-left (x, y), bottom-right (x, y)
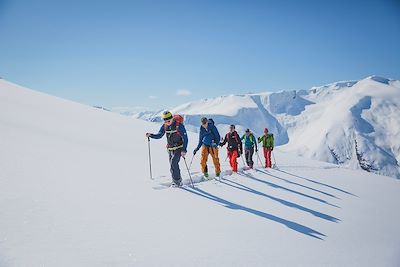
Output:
top-left (219, 124), bottom-right (243, 172)
top-left (220, 124), bottom-right (243, 173)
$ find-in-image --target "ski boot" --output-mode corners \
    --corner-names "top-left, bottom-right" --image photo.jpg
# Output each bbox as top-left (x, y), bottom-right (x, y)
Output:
top-left (171, 180), bottom-right (182, 188)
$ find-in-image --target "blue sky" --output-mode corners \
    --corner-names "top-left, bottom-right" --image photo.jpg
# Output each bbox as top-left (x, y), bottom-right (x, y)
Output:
top-left (1, 0), bottom-right (399, 109)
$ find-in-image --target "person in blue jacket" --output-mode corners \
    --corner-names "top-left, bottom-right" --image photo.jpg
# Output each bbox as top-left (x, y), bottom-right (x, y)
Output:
top-left (241, 128), bottom-right (258, 169)
top-left (193, 117), bottom-right (221, 178)
top-left (146, 111), bottom-right (188, 186)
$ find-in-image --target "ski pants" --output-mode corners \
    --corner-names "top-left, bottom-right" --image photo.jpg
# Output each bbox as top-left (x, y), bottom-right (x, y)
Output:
top-left (227, 150), bottom-right (239, 172)
top-left (263, 147), bottom-right (272, 168)
top-left (245, 147), bottom-right (254, 168)
top-left (200, 145), bottom-right (221, 174)
top-left (169, 148), bottom-right (182, 183)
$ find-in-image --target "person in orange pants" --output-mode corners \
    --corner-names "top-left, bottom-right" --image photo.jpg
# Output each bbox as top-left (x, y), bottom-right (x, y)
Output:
top-left (220, 124), bottom-right (243, 173)
top-left (193, 117), bottom-right (221, 178)
top-left (200, 145), bottom-right (221, 176)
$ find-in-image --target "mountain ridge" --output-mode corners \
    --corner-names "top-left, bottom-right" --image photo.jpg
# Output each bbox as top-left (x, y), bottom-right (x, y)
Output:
top-left (131, 76), bottom-right (400, 179)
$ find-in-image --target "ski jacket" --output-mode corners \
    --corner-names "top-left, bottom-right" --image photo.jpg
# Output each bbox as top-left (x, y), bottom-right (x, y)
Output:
top-left (150, 120), bottom-right (188, 152)
top-left (258, 134), bottom-right (274, 149)
top-left (241, 133), bottom-right (257, 149)
top-left (220, 131), bottom-right (243, 153)
top-left (195, 119), bottom-right (221, 151)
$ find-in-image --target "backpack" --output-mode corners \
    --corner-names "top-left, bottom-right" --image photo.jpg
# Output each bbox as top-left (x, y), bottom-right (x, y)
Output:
top-left (164, 114), bottom-right (184, 136)
top-left (245, 133), bottom-right (255, 143)
top-left (250, 133), bottom-right (254, 143)
top-left (224, 131), bottom-right (241, 151)
top-left (261, 133), bottom-right (274, 147)
top-left (226, 131), bottom-right (240, 144)
top-left (231, 131), bottom-right (240, 144)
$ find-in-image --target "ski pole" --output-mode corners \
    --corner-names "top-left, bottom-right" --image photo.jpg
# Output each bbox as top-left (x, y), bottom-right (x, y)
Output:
top-left (183, 156), bottom-right (195, 188)
top-left (147, 137), bottom-right (153, 180)
top-left (272, 150), bottom-right (277, 169)
top-left (241, 152), bottom-right (246, 167)
top-left (188, 154), bottom-right (195, 170)
top-left (256, 150), bottom-right (263, 167)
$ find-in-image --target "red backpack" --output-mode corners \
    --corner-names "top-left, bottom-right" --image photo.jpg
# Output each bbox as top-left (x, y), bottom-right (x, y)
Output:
top-left (164, 114), bottom-right (184, 136)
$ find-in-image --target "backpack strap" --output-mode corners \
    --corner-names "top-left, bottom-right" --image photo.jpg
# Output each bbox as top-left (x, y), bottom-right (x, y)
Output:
top-left (164, 120), bottom-right (181, 136)
top-left (234, 132), bottom-right (240, 143)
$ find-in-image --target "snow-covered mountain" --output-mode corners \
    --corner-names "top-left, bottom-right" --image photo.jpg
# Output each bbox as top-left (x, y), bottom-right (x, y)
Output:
top-left (281, 76), bottom-right (400, 179)
top-left (109, 106), bottom-right (162, 119)
top-left (141, 76), bottom-right (400, 179)
top-left (1, 78), bottom-right (400, 266)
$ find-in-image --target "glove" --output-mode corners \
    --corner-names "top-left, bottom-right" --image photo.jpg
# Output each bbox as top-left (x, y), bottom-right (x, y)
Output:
top-left (255, 148), bottom-right (258, 152)
top-left (181, 151), bottom-right (187, 157)
top-left (237, 152), bottom-right (241, 158)
top-left (271, 147), bottom-right (274, 151)
top-left (146, 133), bottom-right (151, 138)
top-left (193, 149), bottom-right (198, 155)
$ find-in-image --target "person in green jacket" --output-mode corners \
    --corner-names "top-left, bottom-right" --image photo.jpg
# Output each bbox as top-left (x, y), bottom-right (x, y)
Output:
top-left (258, 128), bottom-right (274, 168)
top-left (241, 128), bottom-right (258, 168)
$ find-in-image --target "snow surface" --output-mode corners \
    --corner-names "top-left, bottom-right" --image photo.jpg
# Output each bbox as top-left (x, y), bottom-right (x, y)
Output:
top-left (1, 79), bottom-right (400, 266)
top-left (135, 76), bottom-right (400, 179)
top-left (281, 76), bottom-right (400, 179)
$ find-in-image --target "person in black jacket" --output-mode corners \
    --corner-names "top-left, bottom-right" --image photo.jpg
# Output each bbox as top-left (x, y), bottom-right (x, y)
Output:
top-left (220, 124), bottom-right (243, 173)
top-left (146, 111), bottom-right (188, 186)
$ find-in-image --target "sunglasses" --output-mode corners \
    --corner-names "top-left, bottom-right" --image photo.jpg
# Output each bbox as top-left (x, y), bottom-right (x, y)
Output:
top-left (164, 119), bottom-right (172, 123)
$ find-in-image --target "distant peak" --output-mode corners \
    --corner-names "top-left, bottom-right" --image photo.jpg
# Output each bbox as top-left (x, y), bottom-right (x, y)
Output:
top-left (364, 75), bottom-right (391, 85)
top-left (311, 80), bottom-right (357, 91)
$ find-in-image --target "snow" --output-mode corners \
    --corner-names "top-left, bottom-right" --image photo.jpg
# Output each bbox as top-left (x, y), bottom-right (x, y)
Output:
top-left (281, 77), bottom-right (400, 179)
top-left (136, 76), bottom-right (400, 179)
top-left (1, 79), bottom-right (400, 266)
top-left (174, 95), bottom-right (258, 116)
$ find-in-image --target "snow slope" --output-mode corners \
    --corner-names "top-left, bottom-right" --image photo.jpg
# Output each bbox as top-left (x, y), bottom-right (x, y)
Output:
top-left (138, 76), bottom-right (400, 179)
top-left (149, 94), bottom-right (289, 145)
top-left (1, 79), bottom-right (400, 266)
top-left (281, 76), bottom-right (400, 179)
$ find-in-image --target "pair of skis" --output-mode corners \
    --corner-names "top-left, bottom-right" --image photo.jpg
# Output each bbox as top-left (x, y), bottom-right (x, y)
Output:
top-left (148, 137), bottom-right (195, 187)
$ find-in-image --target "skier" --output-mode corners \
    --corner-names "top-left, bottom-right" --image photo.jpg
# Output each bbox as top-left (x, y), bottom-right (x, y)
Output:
top-left (220, 124), bottom-right (243, 173)
top-left (241, 128), bottom-right (258, 169)
top-left (258, 128), bottom-right (274, 168)
top-left (146, 111), bottom-right (188, 187)
top-left (193, 117), bottom-right (221, 178)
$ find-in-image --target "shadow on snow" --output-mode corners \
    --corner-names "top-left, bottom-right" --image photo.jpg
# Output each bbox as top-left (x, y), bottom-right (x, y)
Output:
top-left (221, 178), bottom-right (340, 223)
top-left (274, 169), bottom-right (358, 197)
top-left (182, 187), bottom-right (326, 240)
top-left (239, 171), bottom-right (341, 208)
top-left (255, 168), bottom-right (340, 199)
